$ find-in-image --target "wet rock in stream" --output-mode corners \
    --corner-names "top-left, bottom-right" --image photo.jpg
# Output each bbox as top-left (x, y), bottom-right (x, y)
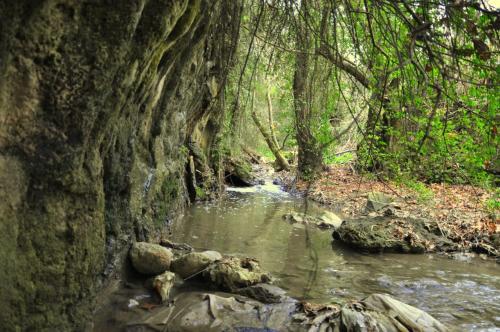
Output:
top-left (129, 242), bottom-right (174, 275)
top-left (202, 256), bottom-right (272, 292)
top-left (225, 157), bottom-right (257, 187)
top-left (283, 211), bottom-right (343, 230)
top-left (333, 216), bottom-right (458, 253)
top-left (113, 241), bottom-right (452, 331)
top-left (171, 250), bottom-right (223, 279)
top-left (123, 242), bottom-right (449, 331)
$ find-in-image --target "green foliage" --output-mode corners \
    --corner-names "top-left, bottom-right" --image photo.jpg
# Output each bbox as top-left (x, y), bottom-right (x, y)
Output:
top-left (403, 179), bottom-right (435, 204)
top-left (179, 145), bottom-right (189, 159)
top-left (227, 0), bottom-right (498, 187)
top-left (484, 189), bottom-right (500, 214)
top-left (255, 146), bottom-right (275, 160)
top-left (323, 150), bottom-right (354, 165)
top-left (359, 85), bottom-right (498, 186)
top-left (485, 197), bottom-right (500, 213)
top-left (195, 186), bottom-right (208, 200)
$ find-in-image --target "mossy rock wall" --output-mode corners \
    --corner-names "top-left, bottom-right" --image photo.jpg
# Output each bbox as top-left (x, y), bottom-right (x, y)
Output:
top-left (0, 0), bottom-right (240, 330)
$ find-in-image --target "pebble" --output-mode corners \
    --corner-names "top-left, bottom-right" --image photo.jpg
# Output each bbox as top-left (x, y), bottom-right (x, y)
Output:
top-left (128, 299), bottom-right (139, 308)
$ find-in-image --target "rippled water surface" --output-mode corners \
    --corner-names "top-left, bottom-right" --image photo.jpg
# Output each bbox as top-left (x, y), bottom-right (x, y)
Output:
top-left (171, 183), bottom-right (500, 331)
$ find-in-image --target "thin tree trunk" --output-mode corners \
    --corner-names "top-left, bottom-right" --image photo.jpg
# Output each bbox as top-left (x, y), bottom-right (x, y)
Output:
top-left (266, 85), bottom-right (281, 149)
top-left (250, 91), bottom-right (290, 171)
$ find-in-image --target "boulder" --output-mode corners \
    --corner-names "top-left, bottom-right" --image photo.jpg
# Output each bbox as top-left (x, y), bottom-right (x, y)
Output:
top-left (129, 242), bottom-right (173, 275)
top-left (202, 257), bottom-right (271, 292)
top-left (333, 216), bottom-right (457, 253)
top-left (366, 192), bottom-right (393, 212)
top-left (171, 250), bottom-right (222, 279)
top-left (272, 178), bottom-right (283, 186)
top-left (153, 271), bottom-right (176, 303)
top-left (109, 287), bottom-right (447, 332)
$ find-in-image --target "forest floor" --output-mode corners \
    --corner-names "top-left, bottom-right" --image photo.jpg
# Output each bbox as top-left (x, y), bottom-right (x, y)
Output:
top-left (276, 164), bottom-right (499, 256)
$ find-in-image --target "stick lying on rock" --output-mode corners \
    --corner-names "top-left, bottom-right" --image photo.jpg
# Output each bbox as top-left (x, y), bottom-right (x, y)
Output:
top-left (129, 242), bottom-right (271, 302)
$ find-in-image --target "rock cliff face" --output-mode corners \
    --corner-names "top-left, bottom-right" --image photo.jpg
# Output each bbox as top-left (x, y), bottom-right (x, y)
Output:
top-left (0, 0), bottom-right (240, 330)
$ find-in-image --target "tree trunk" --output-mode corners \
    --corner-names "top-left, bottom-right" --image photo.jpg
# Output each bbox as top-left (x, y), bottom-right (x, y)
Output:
top-left (251, 92), bottom-right (290, 171)
top-left (293, 3), bottom-right (323, 178)
top-left (266, 86), bottom-right (281, 149)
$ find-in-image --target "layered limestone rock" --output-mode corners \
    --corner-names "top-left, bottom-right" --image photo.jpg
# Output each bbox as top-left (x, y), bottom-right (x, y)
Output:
top-left (0, 0), bottom-right (241, 330)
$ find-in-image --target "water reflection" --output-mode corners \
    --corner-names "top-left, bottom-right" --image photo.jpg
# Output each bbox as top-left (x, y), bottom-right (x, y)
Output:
top-left (171, 183), bottom-right (500, 330)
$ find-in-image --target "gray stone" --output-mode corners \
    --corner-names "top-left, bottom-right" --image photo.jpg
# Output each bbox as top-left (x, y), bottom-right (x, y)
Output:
top-left (333, 216), bottom-right (458, 253)
top-left (126, 291), bottom-right (297, 331)
top-left (366, 192), bottom-right (393, 212)
top-left (171, 250), bottom-right (222, 279)
top-left (129, 242), bottom-right (173, 275)
top-left (124, 292), bottom-right (446, 332)
top-left (284, 211), bottom-right (343, 229)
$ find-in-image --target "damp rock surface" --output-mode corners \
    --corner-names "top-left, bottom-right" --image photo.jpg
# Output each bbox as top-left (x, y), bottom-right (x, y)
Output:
top-left (171, 250), bottom-right (222, 279)
top-left (0, 1), bottom-right (241, 330)
top-left (129, 242), bottom-right (173, 275)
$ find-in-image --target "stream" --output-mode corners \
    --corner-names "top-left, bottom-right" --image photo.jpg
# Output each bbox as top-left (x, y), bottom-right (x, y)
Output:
top-left (168, 182), bottom-right (500, 331)
top-left (93, 181), bottom-right (500, 331)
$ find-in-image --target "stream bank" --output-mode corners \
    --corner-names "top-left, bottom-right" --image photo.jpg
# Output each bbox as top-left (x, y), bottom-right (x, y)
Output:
top-left (278, 164), bottom-right (499, 258)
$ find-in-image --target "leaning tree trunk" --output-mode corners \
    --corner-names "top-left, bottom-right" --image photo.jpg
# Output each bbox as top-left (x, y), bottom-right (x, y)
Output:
top-left (266, 86), bottom-right (281, 150)
top-left (292, 4), bottom-right (323, 179)
top-left (251, 91), bottom-right (290, 171)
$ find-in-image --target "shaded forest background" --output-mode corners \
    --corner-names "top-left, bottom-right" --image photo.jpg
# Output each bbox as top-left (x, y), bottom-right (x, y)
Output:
top-left (221, 0), bottom-right (498, 194)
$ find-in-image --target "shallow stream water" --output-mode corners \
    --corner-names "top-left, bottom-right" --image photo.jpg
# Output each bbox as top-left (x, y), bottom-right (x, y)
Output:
top-left (169, 182), bottom-right (500, 331)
